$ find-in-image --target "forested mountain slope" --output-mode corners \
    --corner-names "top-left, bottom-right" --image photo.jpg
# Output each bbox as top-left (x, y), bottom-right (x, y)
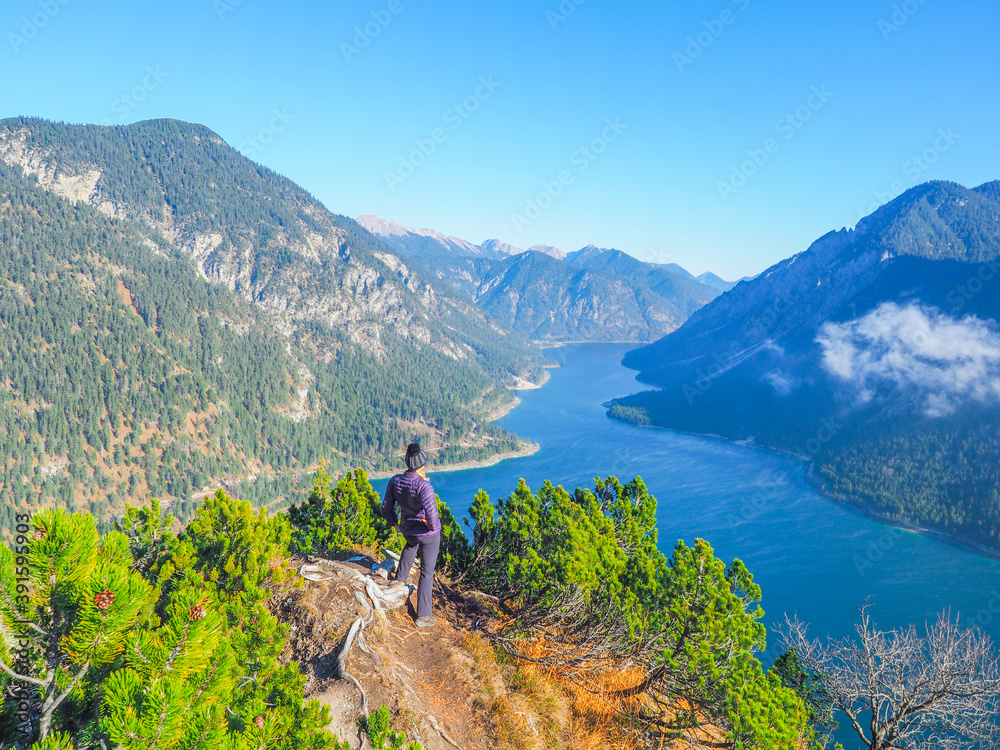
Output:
top-left (610, 180), bottom-right (1000, 551)
top-left (475, 251), bottom-right (692, 342)
top-left (564, 245), bottom-right (719, 317)
top-left (0, 117), bottom-right (546, 527)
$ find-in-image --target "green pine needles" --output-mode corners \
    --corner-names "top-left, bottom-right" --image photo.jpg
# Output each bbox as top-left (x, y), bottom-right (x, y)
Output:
top-left (362, 706), bottom-right (423, 750)
top-left (1, 470), bottom-right (820, 749)
top-left (0, 492), bottom-right (335, 750)
top-left (287, 464), bottom-right (470, 576)
top-left (288, 465), bottom-right (397, 556)
top-left (461, 475), bottom-right (812, 748)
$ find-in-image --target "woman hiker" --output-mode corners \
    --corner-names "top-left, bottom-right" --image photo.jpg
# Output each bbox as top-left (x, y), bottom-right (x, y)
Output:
top-left (381, 442), bottom-right (440, 628)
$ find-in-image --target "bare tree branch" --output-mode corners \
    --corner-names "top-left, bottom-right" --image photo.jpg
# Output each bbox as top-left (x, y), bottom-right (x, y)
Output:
top-left (785, 607), bottom-right (1000, 750)
top-left (0, 657), bottom-right (47, 687)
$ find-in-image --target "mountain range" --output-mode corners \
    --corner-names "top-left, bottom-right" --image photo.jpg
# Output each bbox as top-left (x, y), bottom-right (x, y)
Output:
top-left (357, 215), bottom-right (732, 343)
top-left (610, 180), bottom-right (1000, 552)
top-left (15, 114), bottom-right (988, 555)
top-left (0, 116), bottom-right (547, 525)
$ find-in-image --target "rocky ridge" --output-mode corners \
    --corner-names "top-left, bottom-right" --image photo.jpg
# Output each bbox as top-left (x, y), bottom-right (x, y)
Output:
top-left (0, 119), bottom-right (543, 380)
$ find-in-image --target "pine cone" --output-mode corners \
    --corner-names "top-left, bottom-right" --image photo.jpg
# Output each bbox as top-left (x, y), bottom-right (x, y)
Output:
top-left (253, 714), bottom-right (265, 729)
top-left (189, 604), bottom-right (207, 621)
top-left (33, 529), bottom-right (46, 541)
top-left (94, 590), bottom-right (115, 611)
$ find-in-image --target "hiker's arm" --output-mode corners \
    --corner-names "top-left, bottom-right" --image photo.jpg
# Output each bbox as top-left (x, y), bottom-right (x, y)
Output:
top-left (420, 482), bottom-right (441, 535)
top-left (381, 477), bottom-right (398, 526)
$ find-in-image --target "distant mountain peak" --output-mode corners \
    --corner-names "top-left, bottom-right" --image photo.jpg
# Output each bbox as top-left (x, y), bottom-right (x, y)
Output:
top-left (355, 214), bottom-right (415, 238)
top-left (696, 271), bottom-right (741, 293)
top-left (622, 177), bottom-right (1000, 382)
top-left (528, 244), bottom-right (566, 260)
top-left (355, 214), bottom-right (483, 257)
top-left (571, 244), bottom-right (620, 260)
top-left (359, 213), bottom-right (734, 343)
top-left (479, 238), bottom-right (524, 256)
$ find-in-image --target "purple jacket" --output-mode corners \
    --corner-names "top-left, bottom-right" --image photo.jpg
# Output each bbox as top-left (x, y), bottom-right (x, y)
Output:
top-left (381, 471), bottom-right (440, 540)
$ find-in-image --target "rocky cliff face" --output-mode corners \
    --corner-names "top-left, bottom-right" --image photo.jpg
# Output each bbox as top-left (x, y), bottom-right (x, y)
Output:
top-left (0, 117), bottom-right (547, 522)
top-left (475, 251), bottom-right (688, 342)
top-left (0, 118), bottom-right (543, 382)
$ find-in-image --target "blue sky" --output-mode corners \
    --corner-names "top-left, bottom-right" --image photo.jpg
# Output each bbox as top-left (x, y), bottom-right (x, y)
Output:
top-left (3, 0), bottom-right (998, 278)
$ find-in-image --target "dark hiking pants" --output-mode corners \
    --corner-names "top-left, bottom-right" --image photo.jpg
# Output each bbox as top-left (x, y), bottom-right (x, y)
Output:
top-left (394, 532), bottom-right (440, 618)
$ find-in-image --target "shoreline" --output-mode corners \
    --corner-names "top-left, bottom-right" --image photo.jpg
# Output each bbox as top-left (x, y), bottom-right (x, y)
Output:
top-left (605, 413), bottom-right (1000, 563)
top-left (539, 340), bottom-right (648, 349)
top-left (367, 442), bottom-right (541, 480)
top-left (509, 369), bottom-right (551, 391)
top-left (485, 397), bottom-right (520, 422)
top-left (805, 473), bottom-right (1000, 563)
top-left (365, 365), bottom-right (554, 482)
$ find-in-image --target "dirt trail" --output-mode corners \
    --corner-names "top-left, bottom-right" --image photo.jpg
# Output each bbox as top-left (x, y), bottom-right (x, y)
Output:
top-left (273, 555), bottom-right (494, 750)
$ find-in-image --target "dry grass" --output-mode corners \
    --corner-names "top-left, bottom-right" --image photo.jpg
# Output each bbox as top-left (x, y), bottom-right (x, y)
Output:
top-left (462, 634), bottom-right (743, 750)
top-left (464, 633), bottom-right (645, 750)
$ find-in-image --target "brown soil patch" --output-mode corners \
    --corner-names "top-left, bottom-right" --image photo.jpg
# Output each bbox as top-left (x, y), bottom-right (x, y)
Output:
top-left (273, 555), bottom-right (495, 750)
top-left (116, 278), bottom-right (141, 318)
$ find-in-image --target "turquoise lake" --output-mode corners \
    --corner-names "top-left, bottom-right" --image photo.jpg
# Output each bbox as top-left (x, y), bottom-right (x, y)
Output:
top-left (377, 343), bottom-right (1000, 748)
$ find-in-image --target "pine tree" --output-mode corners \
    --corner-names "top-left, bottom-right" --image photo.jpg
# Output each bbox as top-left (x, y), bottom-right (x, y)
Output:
top-left (288, 465), bottom-right (400, 555)
top-left (0, 510), bottom-right (155, 741)
top-left (0, 494), bottom-right (337, 749)
top-left (462, 476), bottom-right (813, 748)
top-left (363, 705), bottom-right (422, 750)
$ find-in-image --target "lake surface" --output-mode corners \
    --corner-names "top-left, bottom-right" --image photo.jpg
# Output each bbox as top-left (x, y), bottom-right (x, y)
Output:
top-left (376, 343), bottom-right (1000, 748)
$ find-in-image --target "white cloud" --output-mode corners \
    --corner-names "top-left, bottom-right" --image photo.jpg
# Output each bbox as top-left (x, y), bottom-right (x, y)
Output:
top-left (817, 302), bottom-right (1000, 417)
top-left (764, 370), bottom-right (798, 396)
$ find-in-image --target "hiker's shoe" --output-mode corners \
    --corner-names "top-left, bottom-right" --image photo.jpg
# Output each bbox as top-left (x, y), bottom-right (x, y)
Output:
top-left (415, 616), bottom-right (437, 628)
